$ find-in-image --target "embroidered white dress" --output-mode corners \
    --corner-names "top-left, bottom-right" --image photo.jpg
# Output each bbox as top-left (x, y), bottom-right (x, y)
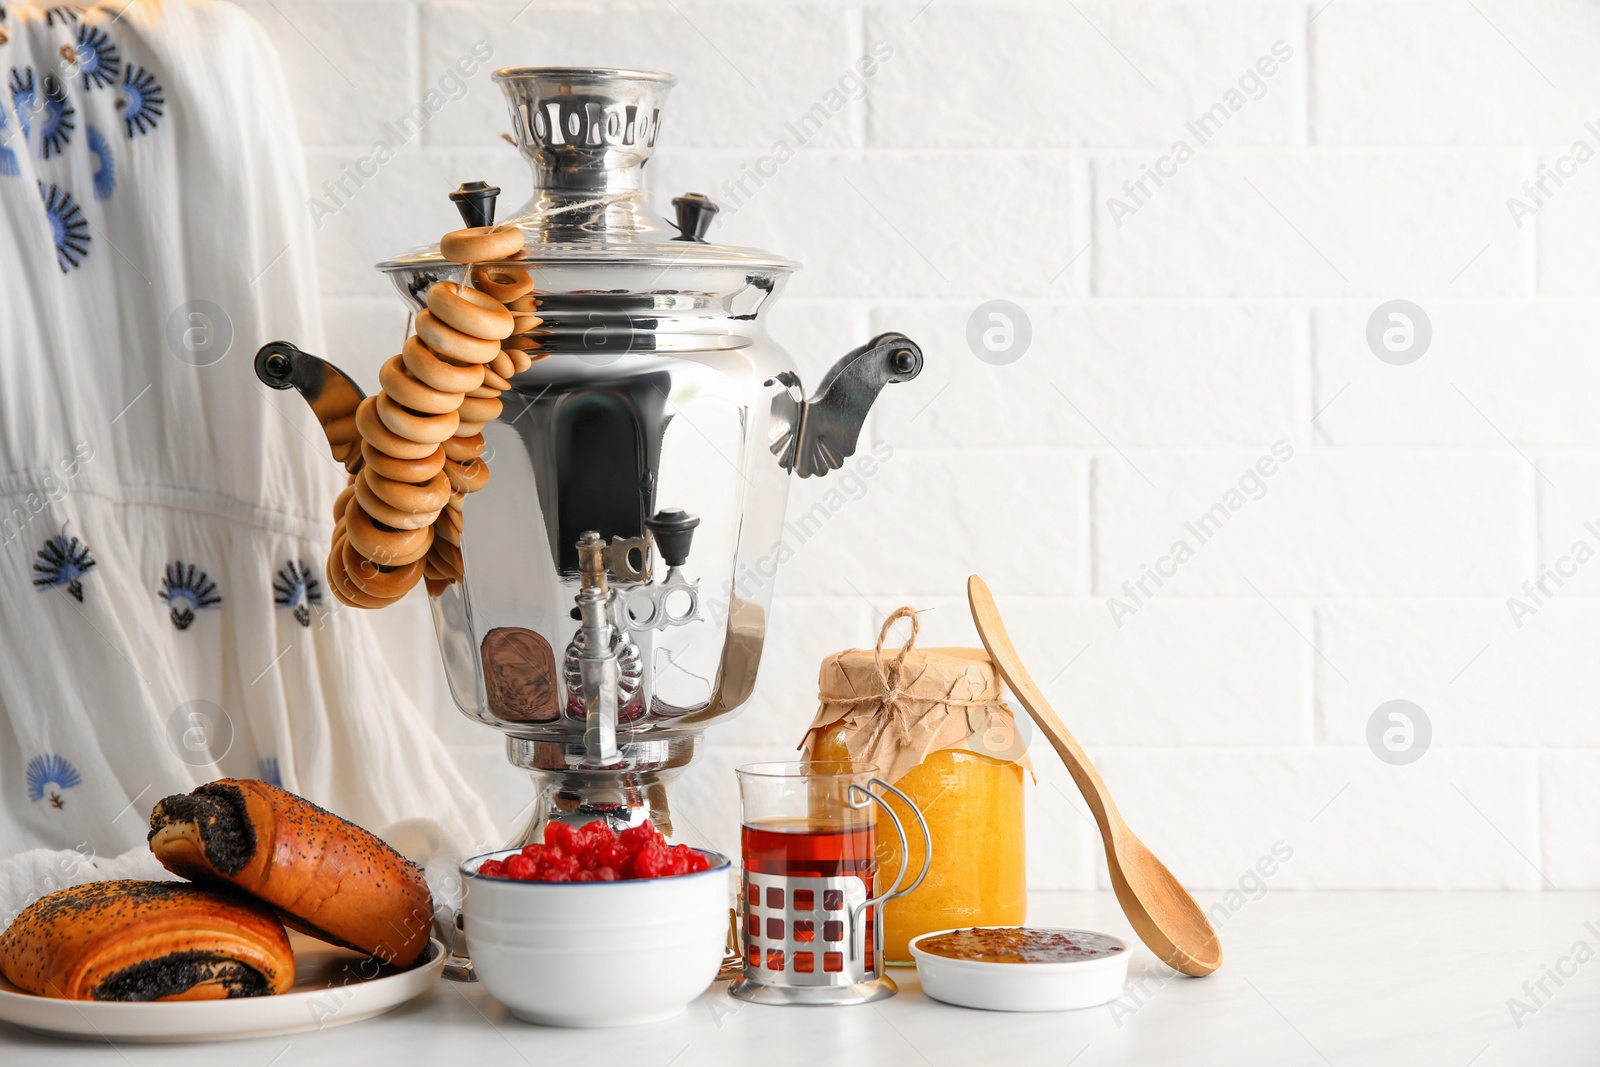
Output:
top-left (0, 0), bottom-right (497, 857)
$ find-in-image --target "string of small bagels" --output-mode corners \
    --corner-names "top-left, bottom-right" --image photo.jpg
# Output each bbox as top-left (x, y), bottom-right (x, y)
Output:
top-left (326, 223), bottom-right (539, 608)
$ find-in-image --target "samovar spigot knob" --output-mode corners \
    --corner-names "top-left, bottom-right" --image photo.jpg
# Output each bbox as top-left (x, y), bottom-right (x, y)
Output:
top-left (644, 509), bottom-right (700, 566)
top-left (670, 193), bottom-right (719, 243)
top-left (449, 180), bottom-right (501, 229)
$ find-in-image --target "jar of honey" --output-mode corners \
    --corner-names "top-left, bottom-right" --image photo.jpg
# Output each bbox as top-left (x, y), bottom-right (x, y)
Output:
top-left (801, 608), bottom-right (1027, 964)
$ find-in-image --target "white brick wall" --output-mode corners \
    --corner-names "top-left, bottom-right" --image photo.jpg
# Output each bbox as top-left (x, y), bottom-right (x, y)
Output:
top-left (242, 0), bottom-right (1600, 889)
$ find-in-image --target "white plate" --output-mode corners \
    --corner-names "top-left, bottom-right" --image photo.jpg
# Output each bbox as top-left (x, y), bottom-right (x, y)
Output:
top-left (0, 933), bottom-right (444, 1043)
top-left (910, 928), bottom-right (1129, 1012)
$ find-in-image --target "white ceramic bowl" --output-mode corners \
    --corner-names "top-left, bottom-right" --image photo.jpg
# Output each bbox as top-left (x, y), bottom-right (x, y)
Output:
top-left (461, 848), bottom-right (731, 1027)
top-left (909, 928), bottom-right (1129, 1012)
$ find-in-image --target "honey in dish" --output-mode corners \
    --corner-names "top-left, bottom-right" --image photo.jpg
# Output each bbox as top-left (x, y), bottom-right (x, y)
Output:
top-left (916, 927), bottom-right (1124, 964)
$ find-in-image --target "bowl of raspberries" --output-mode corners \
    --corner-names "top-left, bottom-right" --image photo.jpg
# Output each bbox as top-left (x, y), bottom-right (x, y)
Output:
top-left (474, 819), bottom-right (715, 883)
top-left (461, 819), bottom-right (730, 1027)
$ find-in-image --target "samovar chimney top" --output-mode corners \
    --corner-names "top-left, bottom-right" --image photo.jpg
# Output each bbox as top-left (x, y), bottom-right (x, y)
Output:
top-left (492, 67), bottom-right (676, 198)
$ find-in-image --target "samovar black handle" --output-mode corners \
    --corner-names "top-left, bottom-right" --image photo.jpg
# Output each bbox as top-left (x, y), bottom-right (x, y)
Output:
top-left (254, 341), bottom-right (367, 473)
top-left (772, 332), bottom-right (924, 479)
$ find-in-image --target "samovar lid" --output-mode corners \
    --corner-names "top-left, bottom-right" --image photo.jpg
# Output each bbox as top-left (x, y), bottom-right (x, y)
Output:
top-left (377, 67), bottom-right (797, 276)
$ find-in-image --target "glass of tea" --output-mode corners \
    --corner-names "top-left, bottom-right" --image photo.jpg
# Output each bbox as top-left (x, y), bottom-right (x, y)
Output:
top-left (728, 761), bottom-right (930, 1006)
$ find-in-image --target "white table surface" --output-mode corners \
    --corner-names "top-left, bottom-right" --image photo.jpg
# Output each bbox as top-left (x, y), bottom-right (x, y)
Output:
top-left (4, 891), bottom-right (1596, 1065)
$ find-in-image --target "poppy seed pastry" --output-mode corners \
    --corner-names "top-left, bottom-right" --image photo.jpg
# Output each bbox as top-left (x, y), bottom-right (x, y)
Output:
top-left (148, 779), bottom-right (434, 967)
top-left (0, 880), bottom-right (293, 1000)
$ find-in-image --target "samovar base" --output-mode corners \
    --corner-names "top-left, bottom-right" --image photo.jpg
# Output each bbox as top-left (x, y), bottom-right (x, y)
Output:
top-left (505, 733), bottom-right (701, 845)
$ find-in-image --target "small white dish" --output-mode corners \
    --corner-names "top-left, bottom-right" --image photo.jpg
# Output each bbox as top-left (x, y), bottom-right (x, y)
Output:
top-left (0, 933), bottom-right (444, 1043)
top-left (461, 848), bottom-right (731, 1028)
top-left (910, 927), bottom-right (1129, 1012)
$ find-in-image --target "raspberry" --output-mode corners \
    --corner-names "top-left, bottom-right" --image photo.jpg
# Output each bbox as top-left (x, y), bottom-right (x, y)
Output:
top-left (579, 845), bottom-right (603, 871)
top-left (544, 822), bottom-right (580, 854)
top-left (581, 821), bottom-right (618, 850)
top-left (629, 841), bottom-right (669, 879)
top-left (619, 822), bottom-right (658, 852)
top-left (598, 841), bottom-right (630, 869)
top-left (574, 870), bottom-right (596, 882)
top-left (687, 851), bottom-right (712, 873)
top-left (595, 866), bottom-right (618, 882)
top-left (668, 844), bottom-right (697, 876)
top-left (505, 854), bottom-right (536, 880)
top-left (539, 853), bottom-right (580, 881)
top-left (519, 843), bottom-right (545, 863)
top-left (478, 859), bottom-right (506, 878)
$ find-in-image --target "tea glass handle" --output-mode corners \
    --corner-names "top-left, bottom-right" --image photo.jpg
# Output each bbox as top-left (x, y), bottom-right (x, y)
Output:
top-left (845, 778), bottom-right (933, 975)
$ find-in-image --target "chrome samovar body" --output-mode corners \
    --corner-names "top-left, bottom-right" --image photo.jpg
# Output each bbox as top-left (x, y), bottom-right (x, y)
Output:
top-left (255, 67), bottom-right (922, 840)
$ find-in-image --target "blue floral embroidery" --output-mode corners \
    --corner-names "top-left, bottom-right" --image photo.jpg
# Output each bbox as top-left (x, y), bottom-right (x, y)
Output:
top-left (71, 23), bottom-right (120, 90)
top-left (160, 561), bottom-right (221, 630)
top-left (273, 560), bottom-right (321, 627)
top-left (0, 105), bottom-right (16, 178)
top-left (45, 5), bottom-right (81, 27)
top-left (39, 181), bottom-right (89, 271)
top-left (33, 530), bottom-right (95, 600)
top-left (9, 68), bottom-right (74, 158)
top-left (258, 756), bottom-right (282, 787)
top-left (26, 753), bottom-right (83, 807)
top-left (118, 64), bottom-right (162, 138)
top-left (87, 123), bottom-right (113, 199)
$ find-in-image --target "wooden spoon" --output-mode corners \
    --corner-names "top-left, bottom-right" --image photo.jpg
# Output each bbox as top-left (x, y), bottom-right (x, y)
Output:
top-left (967, 575), bottom-right (1223, 977)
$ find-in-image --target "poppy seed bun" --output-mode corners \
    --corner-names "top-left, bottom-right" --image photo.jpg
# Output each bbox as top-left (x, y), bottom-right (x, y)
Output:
top-left (148, 779), bottom-right (433, 967)
top-left (0, 880), bottom-right (293, 1000)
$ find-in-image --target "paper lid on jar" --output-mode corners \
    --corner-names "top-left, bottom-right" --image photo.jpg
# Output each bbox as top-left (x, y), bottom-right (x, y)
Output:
top-left (800, 607), bottom-right (1031, 785)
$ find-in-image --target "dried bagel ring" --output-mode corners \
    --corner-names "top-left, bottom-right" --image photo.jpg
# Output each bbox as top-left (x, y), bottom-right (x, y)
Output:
top-left (444, 456), bottom-right (491, 494)
top-left (471, 264), bottom-right (535, 302)
top-left (364, 465), bottom-right (451, 516)
top-left (355, 397), bottom-right (439, 461)
top-left (481, 367), bottom-right (512, 392)
top-left (510, 312), bottom-right (543, 334)
top-left (434, 517), bottom-right (461, 548)
top-left (424, 576), bottom-right (451, 597)
top-left (361, 440), bottom-right (445, 483)
top-left (354, 467), bottom-right (440, 531)
top-left (428, 539), bottom-right (465, 581)
top-left (403, 335), bottom-right (485, 394)
top-left (443, 434), bottom-right (486, 462)
top-left (326, 545), bottom-right (366, 609)
top-left (508, 293), bottom-right (540, 313)
top-left (416, 310), bottom-right (501, 365)
top-left (458, 395), bottom-right (503, 424)
top-left (427, 282), bottom-right (515, 341)
top-left (468, 383), bottom-right (504, 400)
top-left (346, 501), bottom-right (433, 566)
top-left (328, 544), bottom-right (399, 608)
top-left (455, 419), bottom-right (488, 438)
top-left (440, 224), bottom-right (524, 264)
top-left (439, 508), bottom-right (463, 541)
top-left (502, 335), bottom-right (540, 351)
top-left (333, 482), bottom-right (356, 524)
top-left (376, 393), bottom-right (460, 445)
top-left (489, 349), bottom-right (515, 381)
top-left (343, 538), bottom-right (422, 600)
top-left (424, 553), bottom-right (460, 584)
top-left (508, 349), bottom-right (537, 374)
top-left (379, 355), bottom-right (463, 415)
top-left (328, 531), bottom-right (394, 609)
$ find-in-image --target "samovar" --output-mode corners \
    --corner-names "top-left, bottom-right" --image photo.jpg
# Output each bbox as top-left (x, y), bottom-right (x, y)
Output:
top-left (254, 67), bottom-right (922, 841)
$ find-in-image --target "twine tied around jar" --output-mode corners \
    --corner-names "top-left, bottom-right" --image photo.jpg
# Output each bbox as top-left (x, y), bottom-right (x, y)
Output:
top-left (802, 607), bottom-right (1029, 784)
